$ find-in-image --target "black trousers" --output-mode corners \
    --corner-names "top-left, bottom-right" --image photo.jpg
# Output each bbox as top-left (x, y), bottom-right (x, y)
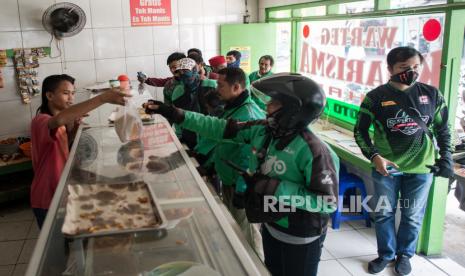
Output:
top-left (262, 225), bottom-right (326, 276)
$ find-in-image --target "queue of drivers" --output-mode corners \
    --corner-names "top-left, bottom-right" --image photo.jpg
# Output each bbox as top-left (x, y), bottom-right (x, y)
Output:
top-left (30, 45), bottom-right (452, 276)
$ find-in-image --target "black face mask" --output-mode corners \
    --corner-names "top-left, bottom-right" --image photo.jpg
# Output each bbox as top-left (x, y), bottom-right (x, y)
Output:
top-left (390, 68), bottom-right (419, 86)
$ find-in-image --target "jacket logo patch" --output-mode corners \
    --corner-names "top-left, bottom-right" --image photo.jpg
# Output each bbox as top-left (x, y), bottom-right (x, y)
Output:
top-left (419, 96), bottom-right (429, 104)
top-left (386, 108), bottom-right (429, 135)
top-left (321, 170), bottom-right (334, 185)
top-left (261, 155), bottom-right (287, 175)
top-left (381, 101), bottom-right (396, 107)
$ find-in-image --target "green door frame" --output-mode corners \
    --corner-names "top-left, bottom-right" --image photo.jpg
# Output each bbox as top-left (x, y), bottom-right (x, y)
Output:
top-left (266, 0), bottom-right (465, 255)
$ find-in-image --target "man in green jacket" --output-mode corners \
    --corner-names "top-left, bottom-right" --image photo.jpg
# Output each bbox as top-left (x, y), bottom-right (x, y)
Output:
top-left (144, 73), bottom-right (339, 276)
top-left (249, 55), bottom-right (275, 110)
top-left (211, 67), bottom-right (265, 256)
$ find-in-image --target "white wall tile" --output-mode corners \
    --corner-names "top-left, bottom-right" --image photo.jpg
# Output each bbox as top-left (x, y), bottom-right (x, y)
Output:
top-left (62, 60), bottom-right (96, 88)
top-left (0, 0), bottom-right (21, 31)
top-left (178, 0), bottom-right (203, 25)
top-left (29, 97), bottom-right (41, 120)
top-left (56, 0), bottom-right (92, 29)
top-left (21, 30), bottom-right (51, 48)
top-left (0, 67), bottom-right (20, 102)
top-left (248, 0), bottom-right (259, 23)
top-left (93, 28), bottom-right (125, 59)
top-left (0, 32), bottom-right (22, 49)
top-left (203, 50), bottom-right (221, 62)
top-left (154, 55), bottom-right (172, 78)
top-left (125, 56), bottom-right (155, 80)
top-left (202, 0), bottom-right (226, 24)
top-left (203, 24), bottom-right (219, 51)
top-left (90, 0), bottom-right (123, 28)
top-left (22, 30), bottom-right (64, 63)
top-left (95, 58), bottom-right (126, 82)
top-left (36, 63), bottom-right (63, 85)
top-left (153, 25), bottom-right (181, 55)
top-left (259, 8), bottom-right (266, 22)
top-left (179, 25), bottom-right (204, 53)
top-left (124, 27), bottom-right (153, 57)
top-left (0, 100), bottom-right (33, 136)
top-left (18, 0), bottom-right (55, 31)
top-left (226, 0), bottom-right (245, 15)
top-left (225, 14), bottom-right (242, 24)
top-left (63, 29), bottom-right (94, 61)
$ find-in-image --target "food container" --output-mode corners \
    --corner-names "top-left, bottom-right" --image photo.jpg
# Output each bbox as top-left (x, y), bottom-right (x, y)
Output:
top-left (19, 141), bottom-right (32, 158)
top-left (62, 181), bottom-right (167, 238)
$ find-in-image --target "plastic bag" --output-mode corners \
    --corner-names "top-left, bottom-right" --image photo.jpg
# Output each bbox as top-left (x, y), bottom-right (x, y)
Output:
top-left (114, 99), bottom-right (143, 143)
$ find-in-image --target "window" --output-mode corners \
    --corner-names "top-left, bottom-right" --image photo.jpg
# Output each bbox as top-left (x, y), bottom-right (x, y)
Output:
top-left (390, 0), bottom-right (446, 9)
top-left (296, 13), bottom-right (445, 125)
top-left (339, 0), bottom-right (374, 14)
top-left (269, 9), bottom-right (291, 19)
top-left (293, 6), bottom-right (326, 17)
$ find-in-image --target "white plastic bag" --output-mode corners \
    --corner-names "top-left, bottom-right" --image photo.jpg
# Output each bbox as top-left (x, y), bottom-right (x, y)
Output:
top-left (114, 99), bottom-right (143, 143)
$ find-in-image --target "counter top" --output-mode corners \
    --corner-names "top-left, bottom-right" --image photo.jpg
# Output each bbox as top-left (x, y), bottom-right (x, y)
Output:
top-left (26, 118), bottom-right (268, 276)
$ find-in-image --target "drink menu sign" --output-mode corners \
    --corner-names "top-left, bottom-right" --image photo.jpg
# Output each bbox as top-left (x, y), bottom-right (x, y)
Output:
top-left (130, 0), bottom-right (172, 26)
top-left (297, 14), bottom-right (445, 125)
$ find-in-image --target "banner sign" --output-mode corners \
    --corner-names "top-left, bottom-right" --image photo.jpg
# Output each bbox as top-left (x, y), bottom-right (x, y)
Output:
top-left (130, 0), bottom-right (172, 26)
top-left (297, 14), bottom-right (445, 124)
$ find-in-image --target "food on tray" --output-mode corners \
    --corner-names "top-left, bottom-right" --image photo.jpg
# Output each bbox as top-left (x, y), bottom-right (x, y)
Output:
top-left (62, 181), bottom-right (163, 236)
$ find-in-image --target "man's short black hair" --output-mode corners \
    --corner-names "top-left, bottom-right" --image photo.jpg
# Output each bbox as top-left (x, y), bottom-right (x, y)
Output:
top-left (259, 55), bottom-right (274, 67)
top-left (387, 46), bottom-right (424, 68)
top-left (226, 50), bottom-right (241, 60)
top-left (187, 48), bottom-right (202, 57)
top-left (166, 52), bottom-right (186, 65)
top-left (187, 52), bottom-right (203, 65)
top-left (218, 67), bottom-right (246, 89)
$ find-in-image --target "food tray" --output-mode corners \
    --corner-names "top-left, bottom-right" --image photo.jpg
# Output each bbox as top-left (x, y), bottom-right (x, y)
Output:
top-left (62, 181), bottom-right (167, 238)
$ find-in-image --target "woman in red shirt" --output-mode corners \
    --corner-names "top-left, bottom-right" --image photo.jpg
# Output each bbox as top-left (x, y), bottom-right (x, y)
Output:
top-left (31, 74), bottom-right (127, 228)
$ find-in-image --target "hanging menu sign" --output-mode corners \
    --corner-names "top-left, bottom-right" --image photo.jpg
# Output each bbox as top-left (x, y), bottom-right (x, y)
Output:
top-left (130, 0), bottom-right (172, 26)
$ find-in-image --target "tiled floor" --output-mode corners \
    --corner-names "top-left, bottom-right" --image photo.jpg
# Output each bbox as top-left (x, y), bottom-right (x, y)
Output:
top-left (0, 201), bottom-right (464, 276)
top-left (0, 202), bottom-right (38, 276)
top-left (319, 220), bottom-right (465, 276)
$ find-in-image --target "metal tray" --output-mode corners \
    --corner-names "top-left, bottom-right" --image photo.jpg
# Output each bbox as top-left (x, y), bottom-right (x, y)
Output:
top-left (62, 181), bottom-right (167, 239)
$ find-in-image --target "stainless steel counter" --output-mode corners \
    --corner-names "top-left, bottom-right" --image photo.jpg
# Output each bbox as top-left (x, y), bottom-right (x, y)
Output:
top-left (25, 117), bottom-right (268, 276)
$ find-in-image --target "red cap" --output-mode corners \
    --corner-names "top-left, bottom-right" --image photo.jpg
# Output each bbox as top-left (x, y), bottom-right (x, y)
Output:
top-left (117, 74), bottom-right (130, 81)
top-left (208, 55), bottom-right (226, 67)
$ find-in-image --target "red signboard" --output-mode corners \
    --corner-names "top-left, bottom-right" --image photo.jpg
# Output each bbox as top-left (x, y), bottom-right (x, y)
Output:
top-left (142, 123), bottom-right (174, 149)
top-left (130, 0), bottom-right (172, 26)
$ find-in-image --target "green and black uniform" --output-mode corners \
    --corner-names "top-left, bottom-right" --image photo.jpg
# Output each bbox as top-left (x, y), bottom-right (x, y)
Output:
top-left (180, 111), bottom-right (339, 238)
top-left (210, 91), bottom-right (265, 192)
top-left (168, 79), bottom-right (220, 149)
top-left (354, 82), bottom-right (451, 173)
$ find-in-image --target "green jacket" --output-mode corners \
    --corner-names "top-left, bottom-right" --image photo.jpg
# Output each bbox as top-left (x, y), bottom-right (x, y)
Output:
top-left (249, 70), bottom-right (273, 83)
top-left (211, 92), bottom-right (265, 192)
top-left (180, 111), bottom-right (339, 236)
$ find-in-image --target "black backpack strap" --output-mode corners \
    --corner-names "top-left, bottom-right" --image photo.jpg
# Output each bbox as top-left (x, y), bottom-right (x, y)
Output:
top-left (392, 93), bottom-right (433, 139)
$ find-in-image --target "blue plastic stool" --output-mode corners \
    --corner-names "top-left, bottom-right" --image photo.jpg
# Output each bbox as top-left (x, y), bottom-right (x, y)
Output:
top-left (331, 171), bottom-right (371, 229)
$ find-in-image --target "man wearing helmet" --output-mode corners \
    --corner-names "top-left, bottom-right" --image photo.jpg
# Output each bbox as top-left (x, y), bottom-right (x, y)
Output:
top-left (143, 73), bottom-right (339, 276)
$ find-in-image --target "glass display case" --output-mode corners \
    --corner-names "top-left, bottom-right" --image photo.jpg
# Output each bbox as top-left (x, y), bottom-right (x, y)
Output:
top-left (25, 117), bottom-right (268, 276)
